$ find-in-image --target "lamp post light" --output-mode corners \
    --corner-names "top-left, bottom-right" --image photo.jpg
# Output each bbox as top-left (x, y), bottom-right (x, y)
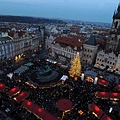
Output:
top-left (94, 77), bottom-right (98, 84)
top-left (81, 73), bottom-right (84, 81)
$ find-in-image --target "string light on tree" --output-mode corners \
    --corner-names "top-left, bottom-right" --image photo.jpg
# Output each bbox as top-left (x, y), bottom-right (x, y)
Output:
top-left (69, 52), bottom-right (81, 80)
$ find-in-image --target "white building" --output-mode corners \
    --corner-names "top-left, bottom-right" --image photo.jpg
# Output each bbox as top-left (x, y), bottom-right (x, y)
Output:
top-left (95, 50), bottom-right (118, 69)
top-left (0, 34), bottom-right (14, 62)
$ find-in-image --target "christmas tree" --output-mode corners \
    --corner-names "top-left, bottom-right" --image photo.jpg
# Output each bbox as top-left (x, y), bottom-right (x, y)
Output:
top-left (69, 52), bottom-right (81, 79)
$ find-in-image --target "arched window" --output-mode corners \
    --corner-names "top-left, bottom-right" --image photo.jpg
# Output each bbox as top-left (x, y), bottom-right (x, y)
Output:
top-left (115, 21), bottom-right (118, 28)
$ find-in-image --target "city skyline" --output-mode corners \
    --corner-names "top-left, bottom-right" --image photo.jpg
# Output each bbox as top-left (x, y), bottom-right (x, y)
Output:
top-left (0, 0), bottom-right (120, 23)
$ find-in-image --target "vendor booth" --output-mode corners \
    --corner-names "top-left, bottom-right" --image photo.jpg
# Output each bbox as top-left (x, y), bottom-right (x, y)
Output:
top-left (84, 71), bottom-right (97, 83)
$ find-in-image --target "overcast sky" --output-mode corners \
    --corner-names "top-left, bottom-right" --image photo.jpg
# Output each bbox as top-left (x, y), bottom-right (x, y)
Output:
top-left (0, 0), bottom-right (119, 23)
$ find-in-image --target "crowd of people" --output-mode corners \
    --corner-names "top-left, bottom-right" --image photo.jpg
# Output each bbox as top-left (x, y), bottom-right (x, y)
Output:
top-left (0, 59), bottom-right (120, 120)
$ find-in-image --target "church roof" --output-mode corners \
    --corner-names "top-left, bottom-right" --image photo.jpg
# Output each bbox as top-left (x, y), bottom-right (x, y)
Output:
top-left (113, 4), bottom-right (120, 19)
top-left (85, 34), bottom-right (97, 46)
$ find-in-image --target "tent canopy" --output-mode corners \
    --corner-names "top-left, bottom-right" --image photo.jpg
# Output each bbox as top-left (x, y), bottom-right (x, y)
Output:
top-left (98, 79), bottom-right (109, 86)
top-left (0, 83), bottom-right (6, 92)
top-left (21, 99), bottom-right (35, 112)
top-left (84, 70), bottom-right (97, 78)
top-left (89, 103), bottom-right (104, 118)
top-left (100, 114), bottom-right (112, 120)
top-left (14, 66), bottom-right (29, 74)
top-left (8, 86), bottom-right (20, 97)
top-left (110, 92), bottom-right (120, 99)
top-left (96, 92), bottom-right (109, 99)
top-left (115, 84), bottom-right (120, 90)
top-left (21, 99), bottom-right (59, 120)
top-left (24, 62), bottom-right (34, 67)
top-left (15, 91), bottom-right (29, 102)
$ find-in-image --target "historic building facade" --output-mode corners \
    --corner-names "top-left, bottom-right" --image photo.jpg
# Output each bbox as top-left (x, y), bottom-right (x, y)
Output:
top-left (82, 35), bottom-right (99, 64)
top-left (51, 36), bottom-right (87, 63)
top-left (0, 32), bottom-right (14, 63)
top-left (106, 4), bottom-right (120, 53)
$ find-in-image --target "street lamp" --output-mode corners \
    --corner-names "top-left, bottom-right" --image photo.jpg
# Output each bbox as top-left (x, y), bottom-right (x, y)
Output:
top-left (81, 73), bottom-right (84, 81)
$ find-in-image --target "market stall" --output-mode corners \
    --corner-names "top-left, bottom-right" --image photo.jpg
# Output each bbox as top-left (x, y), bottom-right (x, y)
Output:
top-left (89, 103), bottom-right (104, 118)
top-left (0, 83), bottom-right (6, 92)
top-left (8, 86), bottom-right (20, 97)
top-left (14, 91), bottom-right (29, 102)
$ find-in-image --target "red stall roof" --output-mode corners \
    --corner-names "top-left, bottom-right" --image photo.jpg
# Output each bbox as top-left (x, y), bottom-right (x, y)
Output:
top-left (115, 84), bottom-right (120, 91)
top-left (15, 91), bottom-right (29, 102)
top-left (96, 92), bottom-right (109, 99)
top-left (33, 104), bottom-right (46, 119)
top-left (109, 92), bottom-right (120, 99)
top-left (89, 103), bottom-right (104, 118)
top-left (100, 114), bottom-right (112, 120)
top-left (21, 99), bottom-right (35, 112)
top-left (0, 83), bottom-right (6, 92)
top-left (98, 79), bottom-right (109, 86)
top-left (8, 86), bottom-right (20, 97)
top-left (56, 99), bottom-right (73, 112)
top-left (44, 112), bottom-right (59, 120)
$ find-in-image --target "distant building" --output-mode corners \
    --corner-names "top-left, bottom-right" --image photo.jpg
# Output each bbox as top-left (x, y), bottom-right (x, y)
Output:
top-left (82, 35), bottom-right (99, 64)
top-left (0, 33), bottom-right (14, 62)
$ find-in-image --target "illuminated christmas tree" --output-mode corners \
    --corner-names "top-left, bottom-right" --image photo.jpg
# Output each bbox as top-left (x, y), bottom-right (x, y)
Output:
top-left (69, 53), bottom-right (81, 80)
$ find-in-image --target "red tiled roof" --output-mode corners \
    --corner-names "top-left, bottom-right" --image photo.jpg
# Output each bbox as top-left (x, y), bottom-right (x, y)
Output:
top-left (0, 27), bottom-right (11, 31)
top-left (54, 36), bottom-right (86, 47)
top-left (96, 38), bottom-right (105, 45)
top-left (8, 31), bottom-right (14, 37)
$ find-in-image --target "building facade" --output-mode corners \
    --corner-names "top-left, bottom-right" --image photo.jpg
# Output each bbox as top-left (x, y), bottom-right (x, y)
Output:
top-left (82, 35), bottom-right (98, 64)
top-left (106, 4), bottom-right (120, 53)
top-left (95, 50), bottom-right (118, 69)
top-left (51, 36), bottom-right (86, 63)
top-left (0, 33), bottom-right (14, 63)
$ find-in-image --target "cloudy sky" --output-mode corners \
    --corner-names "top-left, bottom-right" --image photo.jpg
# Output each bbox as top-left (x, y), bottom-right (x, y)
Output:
top-left (0, 0), bottom-right (119, 23)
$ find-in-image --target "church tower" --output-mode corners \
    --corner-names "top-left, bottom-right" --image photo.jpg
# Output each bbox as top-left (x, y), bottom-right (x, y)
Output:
top-left (106, 4), bottom-right (120, 53)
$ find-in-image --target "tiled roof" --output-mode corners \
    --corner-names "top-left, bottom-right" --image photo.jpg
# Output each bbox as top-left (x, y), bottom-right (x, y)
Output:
top-left (54, 36), bottom-right (87, 47)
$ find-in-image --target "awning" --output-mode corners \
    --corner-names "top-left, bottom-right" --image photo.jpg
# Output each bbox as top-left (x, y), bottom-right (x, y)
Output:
top-left (22, 100), bottom-right (59, 120)
top-left (98, 79), bottom-right (109, 86)
top-left (14, 91), bottom-right (29, 102)
top-left (8, 86), bottom-right (20, 97)
top-left (21, 99), bottom-right (35, 112)
top-left (115, 84), bottom-right (120, 91)
top-left (14, 66), bottom-right (29, 74)
top-left (33, 104), bottom-right (46, 119)
top-left (95, 92), bottom-right (109, 99)
top-left (100, 114), bottom-right (112, 120)
top-left (84, 70), bottom-right (97, 78)
top-left (24, 62), bottom-right (34, 67)
top-left (109, 92), bottom-right (120, 99)
top-left (44, 112), bottom-right (59, 120)
top-left (89, 103), bottom-right (104, 118)
top-left (0, 83), bottom-right (6, 92)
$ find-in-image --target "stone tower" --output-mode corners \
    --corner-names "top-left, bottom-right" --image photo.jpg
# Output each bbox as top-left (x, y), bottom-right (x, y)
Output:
top-left (106, 4), bottom-right (120, 53)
